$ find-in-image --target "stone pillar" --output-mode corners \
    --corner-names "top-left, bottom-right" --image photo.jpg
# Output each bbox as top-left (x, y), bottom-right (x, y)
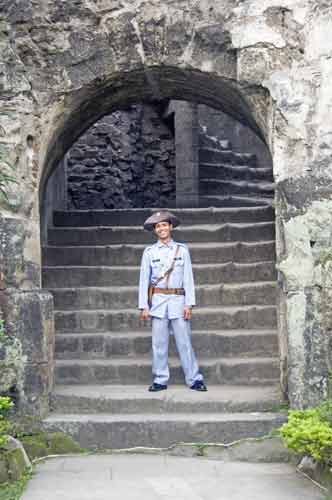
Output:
top-left (0, 213), bottom-right (55, 418)
top-left (276, 181), bottom-right (332, 409)
top-left (174, 101), bottom-right (199, 208)
top-left (0, 289), bottom-right (55, 418)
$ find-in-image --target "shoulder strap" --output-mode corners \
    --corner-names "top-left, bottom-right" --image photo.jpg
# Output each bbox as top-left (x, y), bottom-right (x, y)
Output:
top-left (153, 245), bottom-right (180, 288)
top-left (165, 245), bottom-right (180, 288)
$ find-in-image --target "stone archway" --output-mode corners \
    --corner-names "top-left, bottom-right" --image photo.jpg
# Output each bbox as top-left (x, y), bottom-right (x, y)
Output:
top-left (0, 0), bottom-right (330, 415)
top-left (40, 67), bottom-right (268, 194)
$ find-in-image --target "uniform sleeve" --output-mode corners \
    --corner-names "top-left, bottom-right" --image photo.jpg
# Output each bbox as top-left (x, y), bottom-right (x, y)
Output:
top-left (183, 246), bottom-right (196, 307)
top-left (138, 248), bottom-right (151, 309)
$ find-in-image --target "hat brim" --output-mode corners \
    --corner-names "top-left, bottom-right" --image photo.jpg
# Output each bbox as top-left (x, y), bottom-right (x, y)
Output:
top-left (144, 214), bottom-right (180, 231)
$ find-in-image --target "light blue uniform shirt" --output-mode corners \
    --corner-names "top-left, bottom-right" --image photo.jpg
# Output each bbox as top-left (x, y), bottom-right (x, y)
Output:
top-left (138, 239), bottom-right (196, 319)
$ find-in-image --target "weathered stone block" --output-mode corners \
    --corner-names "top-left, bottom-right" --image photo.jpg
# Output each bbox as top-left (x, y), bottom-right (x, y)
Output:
top-left (2, 289), bottom-right (54, 364)
top-left (0, 289), bottom-right (54, 416)
top-left (66, 106), bottom-right (175, 209)
top-left (0, 217), bottom-right (25, 288)
top-left (0, 436), bottom-right (31, 484)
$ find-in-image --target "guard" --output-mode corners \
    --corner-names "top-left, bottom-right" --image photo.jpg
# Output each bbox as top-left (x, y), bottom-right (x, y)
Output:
top-left (138, 210), bottom-right (207, 392)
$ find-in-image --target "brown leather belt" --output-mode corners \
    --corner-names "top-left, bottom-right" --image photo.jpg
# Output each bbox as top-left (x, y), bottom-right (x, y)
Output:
top-left (152, 287), bottom-right (185, 295)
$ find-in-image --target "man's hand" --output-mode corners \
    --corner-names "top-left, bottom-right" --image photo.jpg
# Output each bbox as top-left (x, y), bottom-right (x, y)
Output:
top-left (184, 306), bottom-right (192, 321)
top-left (140, 308), bottom-right (150, 321)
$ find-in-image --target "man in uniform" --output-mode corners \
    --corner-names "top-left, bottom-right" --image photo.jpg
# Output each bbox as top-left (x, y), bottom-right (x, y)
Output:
top-left (138, 210), bottom-right (207, 392)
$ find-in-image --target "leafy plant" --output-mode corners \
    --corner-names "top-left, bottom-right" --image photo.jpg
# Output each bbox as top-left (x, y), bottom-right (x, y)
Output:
top-left (280, 402), bottom-right (332, 465)
top-left (0, 318), bottom-right (14, 448)
top-left (0, 318), bottom-right (7, 342)
top-left (0, 469), bottom-right (32, 500)
top-left (0, 396), bottom-right (13, 448)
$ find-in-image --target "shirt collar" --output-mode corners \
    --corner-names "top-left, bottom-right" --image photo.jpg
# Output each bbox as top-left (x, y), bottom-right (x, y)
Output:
top-left (157, 238), bottom-right (175, 249)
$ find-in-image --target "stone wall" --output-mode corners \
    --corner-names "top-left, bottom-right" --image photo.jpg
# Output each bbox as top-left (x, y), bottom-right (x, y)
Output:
top-left (66, 105), bottom-right (175, 209)
top-left (65, 101), bottom-right (270, 210)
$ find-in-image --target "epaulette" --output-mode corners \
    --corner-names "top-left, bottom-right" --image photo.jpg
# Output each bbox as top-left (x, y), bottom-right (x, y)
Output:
top-left (176, 242), bottom-right (188, 249)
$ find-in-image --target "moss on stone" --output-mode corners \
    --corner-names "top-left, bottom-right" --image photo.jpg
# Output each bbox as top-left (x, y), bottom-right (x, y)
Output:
top-left (319, 249), bottom-right (332, 266)
top-left (0, 333), bottom-right (25, 395)
top-left (45, 432), bottom-right (83, 455)
top-left (0, 456), bottom-right (9, 483)
top-left (20, 432), bottom-right (84, 460)
top-left (0, 446), bottom-right (30, 484)
top-left (4, 448), bottom-right (27, 482)
top-left (19, 435), bottom-right (49, 461)
top-left (0, 469), bottom-right (32, 499)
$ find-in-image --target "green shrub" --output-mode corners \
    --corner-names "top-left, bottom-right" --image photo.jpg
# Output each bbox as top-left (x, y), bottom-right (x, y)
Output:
top-left (280, 401), bottom-right (332, 465)
top-left (0, 397), bottom-right (13, 449)
top-left (0, 318), bottom-right (5, 340)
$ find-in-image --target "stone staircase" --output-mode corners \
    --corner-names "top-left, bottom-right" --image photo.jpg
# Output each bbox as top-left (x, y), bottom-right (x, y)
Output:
top-left (198, 132), bottom-right (274, 207)
top-left (41, 201), bottom-right (284, 449)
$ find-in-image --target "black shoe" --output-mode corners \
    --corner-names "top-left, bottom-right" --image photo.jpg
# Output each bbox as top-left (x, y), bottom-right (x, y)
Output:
top-left (190, 380), bottom-right (207, 392)
top-left (148, 383), bottom-right (167, 392)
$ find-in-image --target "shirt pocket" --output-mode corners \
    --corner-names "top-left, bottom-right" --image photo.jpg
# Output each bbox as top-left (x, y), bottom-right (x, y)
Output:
top-left (173, 257), bottom-right (184, 273)
top-left (150, 258), bottom-right (162, 279)
top-left (174, 256), bottom-right (184, 266)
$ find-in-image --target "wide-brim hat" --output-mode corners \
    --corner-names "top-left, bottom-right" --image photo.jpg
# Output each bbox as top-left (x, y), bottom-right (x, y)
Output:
top-left (143, 211), bottom-right (180, 231)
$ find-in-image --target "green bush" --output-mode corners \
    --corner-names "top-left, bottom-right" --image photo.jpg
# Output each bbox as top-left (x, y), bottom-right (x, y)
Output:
top-left (280, 401), bottom-right (332, 465)
top-left (0, 318), bottom-right (5, 340)
top-left (0, 397), bottom-right (13, 449)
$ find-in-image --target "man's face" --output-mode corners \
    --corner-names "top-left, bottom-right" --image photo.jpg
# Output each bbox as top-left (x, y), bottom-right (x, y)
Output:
top-left (154, 221), bottom-right (173, 240)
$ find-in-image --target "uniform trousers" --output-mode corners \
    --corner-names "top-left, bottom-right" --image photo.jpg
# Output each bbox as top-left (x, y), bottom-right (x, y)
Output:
top-left (151, 316), bottom-right (204, 386)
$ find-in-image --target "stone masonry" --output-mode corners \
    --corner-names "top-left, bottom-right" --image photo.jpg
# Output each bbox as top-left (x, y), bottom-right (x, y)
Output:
top-left (64, 102), bottom-right (267, 211)
top-left (66, 104), bottom-right (175, 210)
top-left (0, 0), bottom-right (332, 417)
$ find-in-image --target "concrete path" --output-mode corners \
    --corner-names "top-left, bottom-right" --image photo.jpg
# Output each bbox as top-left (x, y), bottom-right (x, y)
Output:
top-left (21, 454), bottom-right (324, 500)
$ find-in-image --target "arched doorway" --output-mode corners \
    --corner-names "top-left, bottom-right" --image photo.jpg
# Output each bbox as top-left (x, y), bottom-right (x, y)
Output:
top-left (1, 2), bottom-right (328, 424)
top-left (36, 65), bottom-right (283, 446)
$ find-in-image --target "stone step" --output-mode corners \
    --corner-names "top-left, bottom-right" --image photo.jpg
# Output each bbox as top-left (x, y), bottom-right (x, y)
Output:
top-left (55, 329), bottom-right (278, 359)
top-left (199, 148), bottom-right (257, 167)
top-left (47, 222), bottom-right (275, 246)
top-left (42, 240), bottom-right (276, 267)
top-left (42, 411), bottom-right (286, 449)
top-left (199, 196), bottom-right (273, 207)
top-left (200, 179), bottom-right (275, 197)
top-left (199, 133), bottom-right (231, 150)
top-left (200, 163), bottom-right (274, 182)
top-left (53, 206), bottom-right (274, 227)
top-left (54, 305), bottom-right (277, 333)
top-left (55, 356), bottom-right (279, 386)
top-left (51, 384), bottom-right (282, 414)
top-left (43, 261), bottom-right (276, 288)
top-left (50, 282), bottom-right (277, 310)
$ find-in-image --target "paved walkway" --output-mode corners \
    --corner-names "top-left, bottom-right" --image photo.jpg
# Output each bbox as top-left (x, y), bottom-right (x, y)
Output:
top-left (21, 454), bottom-right (324, 500)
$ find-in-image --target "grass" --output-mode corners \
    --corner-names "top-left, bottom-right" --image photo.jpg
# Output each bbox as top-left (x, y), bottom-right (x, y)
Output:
top-left (267, 401), bottom-right (290, 413)
top-left (0, 470), bottom-right (32, 500)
